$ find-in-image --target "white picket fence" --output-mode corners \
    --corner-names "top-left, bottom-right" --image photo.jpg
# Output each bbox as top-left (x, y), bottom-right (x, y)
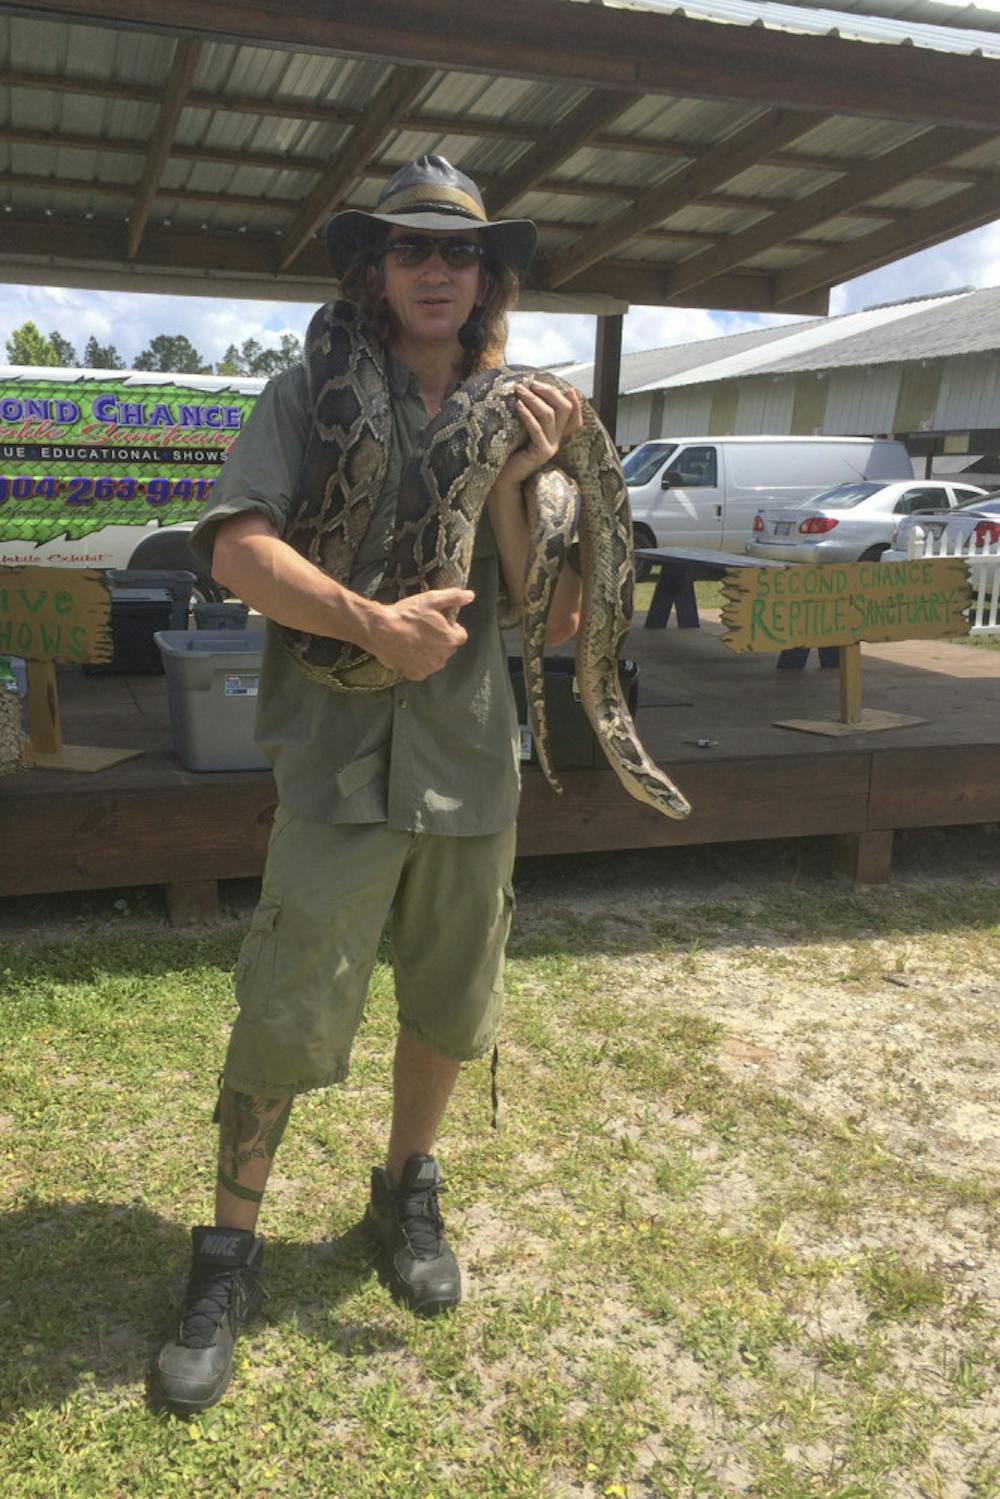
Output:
top-left (906, 527), bottom-right (1000, 637)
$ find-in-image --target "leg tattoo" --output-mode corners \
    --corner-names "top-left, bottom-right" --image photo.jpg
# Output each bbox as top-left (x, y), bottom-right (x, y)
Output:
top-left (216, 1089), bottom-right (293, 1204)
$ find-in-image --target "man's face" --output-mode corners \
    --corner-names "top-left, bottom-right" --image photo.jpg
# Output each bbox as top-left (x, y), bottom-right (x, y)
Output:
top-left (376, 228), bottom-right (488, 349)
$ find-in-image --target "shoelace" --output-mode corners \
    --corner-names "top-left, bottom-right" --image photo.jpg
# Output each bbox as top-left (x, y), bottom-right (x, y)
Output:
top-left (178, 1264), bottom-right (242, 1348)
top-left (396, 1183), bottom-right (446, 1260)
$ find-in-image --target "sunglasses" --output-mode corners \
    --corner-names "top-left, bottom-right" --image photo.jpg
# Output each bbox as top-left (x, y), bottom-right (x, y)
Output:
top-left (382, 236), bottom-right (487, 269)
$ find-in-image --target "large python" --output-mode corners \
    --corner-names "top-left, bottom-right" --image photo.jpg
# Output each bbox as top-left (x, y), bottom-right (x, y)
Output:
top-left (278, 301), bottom-right (691, 821)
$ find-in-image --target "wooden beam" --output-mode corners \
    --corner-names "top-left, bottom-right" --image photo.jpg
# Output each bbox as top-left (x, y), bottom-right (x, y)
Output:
top-left (592, 314), bottom-right (623, 443)
top-left (278, 65), bottom-right (432, 271)
top-left (0, 126), bottom-right (922, 222)
top-left (541, 110), bottom-right (820, 290)
top-left (13, 169), bottom-right (859, 244)
top-left (558, 258), bottom-right (830, 315)
top-left (484, 89), bottom-right (635, 218)
top-left (772, 177), bottom-right (1000, 305)
top-left (6, 68), bottom-right (1000, 201)
top-left (664, 124), bottom-right (982, 298)
top-left (0, 212), bottom-right (823, 312)
top-left (126, 38), bottom-right (200, 259)
top-left (10, 0), bottom-right (1000, 131)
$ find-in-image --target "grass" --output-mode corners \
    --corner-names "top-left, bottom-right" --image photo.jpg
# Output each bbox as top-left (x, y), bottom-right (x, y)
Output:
top-left (0, 827), bottom-right (997, 1497)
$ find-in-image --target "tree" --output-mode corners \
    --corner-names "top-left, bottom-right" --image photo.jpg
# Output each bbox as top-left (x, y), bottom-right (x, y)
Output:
top-left (84, 335), bottom-right (126, 370)
top-left (49, 331), bottom-right (78, 366)
top-left (133, 334), bottom-right (211, 374)
top-left (5, 321), bottom-right (60, 366)
top-left (216, 332), bottom-right (303, 378)
top-left (4, 322), bottom-right (80, 366)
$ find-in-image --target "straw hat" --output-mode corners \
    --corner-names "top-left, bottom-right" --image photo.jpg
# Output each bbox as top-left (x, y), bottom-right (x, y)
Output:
top-left (326, 155), bottom-right (537, 277)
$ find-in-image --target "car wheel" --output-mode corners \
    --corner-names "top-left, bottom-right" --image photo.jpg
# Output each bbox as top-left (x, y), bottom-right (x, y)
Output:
top-left (632, 525), bottom-right (656, 581)
top-left (859, 544), bottom-right (888, 562)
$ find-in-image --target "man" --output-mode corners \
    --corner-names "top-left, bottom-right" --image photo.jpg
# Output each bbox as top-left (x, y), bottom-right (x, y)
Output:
top-left (153, 156), bottom-right (582, 1414)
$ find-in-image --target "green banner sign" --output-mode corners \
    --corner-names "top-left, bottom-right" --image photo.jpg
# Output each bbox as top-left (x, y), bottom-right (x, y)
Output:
top-left (0, 372), bottom-right (262, 545)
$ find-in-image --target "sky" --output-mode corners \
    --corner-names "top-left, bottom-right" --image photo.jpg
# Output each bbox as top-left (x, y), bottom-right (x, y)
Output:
top-left (1, 216), bottom-right (998, 375)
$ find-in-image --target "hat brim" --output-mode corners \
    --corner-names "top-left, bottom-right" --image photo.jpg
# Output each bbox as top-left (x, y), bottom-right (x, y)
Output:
top-left (326, 208), bottom-right (537, 278)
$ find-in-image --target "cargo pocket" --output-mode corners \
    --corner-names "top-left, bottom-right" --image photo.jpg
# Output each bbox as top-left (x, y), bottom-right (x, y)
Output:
top-left (235, 899), bottom-right (281, 1018)
top-left (492, 882), bottom-right (516, 994)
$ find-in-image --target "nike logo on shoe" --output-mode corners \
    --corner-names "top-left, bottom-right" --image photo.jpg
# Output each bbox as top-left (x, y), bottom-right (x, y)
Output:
top-left (201, 1232), bottom-right (245, 1259)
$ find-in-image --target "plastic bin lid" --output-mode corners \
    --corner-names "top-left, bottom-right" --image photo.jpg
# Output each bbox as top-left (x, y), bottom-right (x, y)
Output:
top-left (109, 588), bottom-right (173, 604)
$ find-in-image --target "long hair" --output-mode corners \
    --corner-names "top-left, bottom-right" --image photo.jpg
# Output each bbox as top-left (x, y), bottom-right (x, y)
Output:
top-left (339, 240), bottom-right (520, 379)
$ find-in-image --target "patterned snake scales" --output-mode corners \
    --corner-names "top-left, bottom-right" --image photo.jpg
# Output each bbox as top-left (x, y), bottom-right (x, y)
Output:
top-left (278, 302), bottom-right (691, 820)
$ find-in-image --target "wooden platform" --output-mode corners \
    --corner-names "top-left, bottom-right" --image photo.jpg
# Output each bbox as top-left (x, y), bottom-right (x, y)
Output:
top-left (3, 615), bottom-right (998, 911)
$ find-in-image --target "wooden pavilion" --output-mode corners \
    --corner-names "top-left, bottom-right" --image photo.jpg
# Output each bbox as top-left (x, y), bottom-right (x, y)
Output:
top-left (1, 0), bottom-right (999, 912)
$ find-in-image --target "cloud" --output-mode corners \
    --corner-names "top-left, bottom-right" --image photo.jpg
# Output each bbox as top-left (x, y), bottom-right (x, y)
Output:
top-left (0, 284), bottom-right (316, 367)
top-left (830, 218), bottom-right (1000, 314)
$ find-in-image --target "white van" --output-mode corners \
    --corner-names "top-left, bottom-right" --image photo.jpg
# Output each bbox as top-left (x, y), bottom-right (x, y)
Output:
top-left (0, 365), bottom-right (265, 596)
top-left (622, 436), bottom-right (914, 553)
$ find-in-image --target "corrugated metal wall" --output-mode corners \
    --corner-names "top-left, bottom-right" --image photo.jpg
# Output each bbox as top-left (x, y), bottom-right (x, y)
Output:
top-left (823, 365), bottom-right (900, 434)
top-left (626, 352), bottom-right (998, 443)
top-left (935, 353), bottom-right (1000, 431)
top-left (733, 377), bottom-right (796, 432)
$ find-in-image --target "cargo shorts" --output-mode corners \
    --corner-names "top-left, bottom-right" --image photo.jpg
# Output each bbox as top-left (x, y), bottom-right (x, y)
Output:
top-left (222, 806), bottom-right (517, 1095)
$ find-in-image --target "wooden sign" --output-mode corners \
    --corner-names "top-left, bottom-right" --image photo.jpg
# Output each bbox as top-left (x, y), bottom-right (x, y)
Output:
top-left (0, 567), bottom-right (112, 664)
top-left (721, 557), bottom-right (972, 654)
top-left (721, 557), bottom-right (973, 738)
top-left (0, 566), bottom-right (139, 772)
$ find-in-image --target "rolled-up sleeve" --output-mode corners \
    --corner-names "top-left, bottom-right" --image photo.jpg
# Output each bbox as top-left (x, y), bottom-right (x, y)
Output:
top-left (189, 364), bottom-right (310, 576)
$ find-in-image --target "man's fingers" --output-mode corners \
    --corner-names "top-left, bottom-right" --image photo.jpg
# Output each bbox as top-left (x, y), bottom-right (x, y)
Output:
top-left (423, 587), bottom-right (475, 612)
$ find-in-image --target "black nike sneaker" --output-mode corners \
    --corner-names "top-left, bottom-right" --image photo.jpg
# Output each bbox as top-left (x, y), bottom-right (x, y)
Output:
top-left (364, 1154), bottom-right (461, 1316)
top-left (152, 1225), bottom-right (265, 1414)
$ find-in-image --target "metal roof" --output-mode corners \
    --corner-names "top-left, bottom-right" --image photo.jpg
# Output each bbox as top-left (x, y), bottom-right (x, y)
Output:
top-left (0, 0), bottom-right (998, 314)
top-left (766, 0), bottom-right (1000, 35)
top-left (624, 0), bottom-right (1000, 56)
top-left (569, 285), bottom-right (1000, 393)
top-left (559, 323), bottom-right (806, 398)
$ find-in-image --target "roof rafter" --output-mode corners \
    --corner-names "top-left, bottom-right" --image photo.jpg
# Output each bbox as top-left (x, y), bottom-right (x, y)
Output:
top-left (772, 178), bottom-right (1000, 305)
top-left (483, 89), bottom-right (635, 217)
top-left (0, 125), bottom-right (918, 223)
top-left (664, 123), bottom-right (983, 298)
top-left (540, 109), bottom-right (821, 290)
top-left (5, 67), bottom-right (998, 195)
top-left (126, 38), bottom-right (200, 259)
top-left (0, 212), bottom-right (827, 314)
top-left (277, 64), bottom-right (433, 271)
top-left (0, 169), bottom-right (855, 255)
top-left (10, 0), bottom-right (1000, 131)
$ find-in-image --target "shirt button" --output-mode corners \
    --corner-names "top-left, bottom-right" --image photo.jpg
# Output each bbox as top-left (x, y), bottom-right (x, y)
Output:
top-left (398, 697), bottom-right (407, 708)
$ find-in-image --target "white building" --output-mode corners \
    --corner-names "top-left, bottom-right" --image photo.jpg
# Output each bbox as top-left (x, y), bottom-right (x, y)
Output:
top-left (563, 286), bottom-right (1000, 483)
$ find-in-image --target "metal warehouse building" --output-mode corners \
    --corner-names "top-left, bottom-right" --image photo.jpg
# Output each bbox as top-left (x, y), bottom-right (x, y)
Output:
top-left (562, 285), bottom-right (1000, 481)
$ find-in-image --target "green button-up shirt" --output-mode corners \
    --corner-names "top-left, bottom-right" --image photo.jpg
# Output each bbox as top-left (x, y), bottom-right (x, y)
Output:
top-left (189, 356), bottom-right (521, 835)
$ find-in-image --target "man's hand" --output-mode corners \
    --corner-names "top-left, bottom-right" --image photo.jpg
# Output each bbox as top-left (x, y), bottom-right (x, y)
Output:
top-left (498, 380), bottom-right (584, 490)
top-left (365, 588), bottom-right (474, 680)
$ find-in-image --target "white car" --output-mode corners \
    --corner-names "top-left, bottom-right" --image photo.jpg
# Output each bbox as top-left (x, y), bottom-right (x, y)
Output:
top-left (745, 479), bottom-right (987, 565)
top-left (883, 493), bottom-right (1000, 561)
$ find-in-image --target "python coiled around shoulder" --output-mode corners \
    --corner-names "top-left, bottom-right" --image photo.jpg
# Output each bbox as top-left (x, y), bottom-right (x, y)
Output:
top-left (278, 301), bottom-right (690, 821)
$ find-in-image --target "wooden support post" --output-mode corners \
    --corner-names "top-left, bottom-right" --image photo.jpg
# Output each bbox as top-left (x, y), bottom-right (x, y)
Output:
top-left (166, 878), bottom-right (221, 925)
top-left (592, 312), bottom-right (623, 444)
top-left (839, 642), bottom-right (863, 724)
top-left (27, 661), bottom-right (62, 754)
top-left (833, 830), bottom-right (894, 885)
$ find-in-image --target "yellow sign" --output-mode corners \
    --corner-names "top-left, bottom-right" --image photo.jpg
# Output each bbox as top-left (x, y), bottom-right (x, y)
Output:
top-left (721, 558), bottom-right (972, 654)
top-left (0, 566), bottom-right (112, 664)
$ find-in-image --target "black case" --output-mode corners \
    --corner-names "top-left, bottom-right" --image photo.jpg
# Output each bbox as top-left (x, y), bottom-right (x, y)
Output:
top-left (83, 588), bottom-right (174, 674)
top-left (507, 655), bottom-right (639, 769)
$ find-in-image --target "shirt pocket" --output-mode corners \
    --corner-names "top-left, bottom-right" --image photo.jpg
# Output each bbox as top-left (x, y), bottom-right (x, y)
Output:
top-left (234, 899), bottom-right (281, 1018)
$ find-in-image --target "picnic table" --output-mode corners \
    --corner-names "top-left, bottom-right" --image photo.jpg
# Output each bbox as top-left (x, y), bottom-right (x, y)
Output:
top-left (636, 546), bottom-right (784, 629)
top-left (634, 546), bottom-right (839, 668)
